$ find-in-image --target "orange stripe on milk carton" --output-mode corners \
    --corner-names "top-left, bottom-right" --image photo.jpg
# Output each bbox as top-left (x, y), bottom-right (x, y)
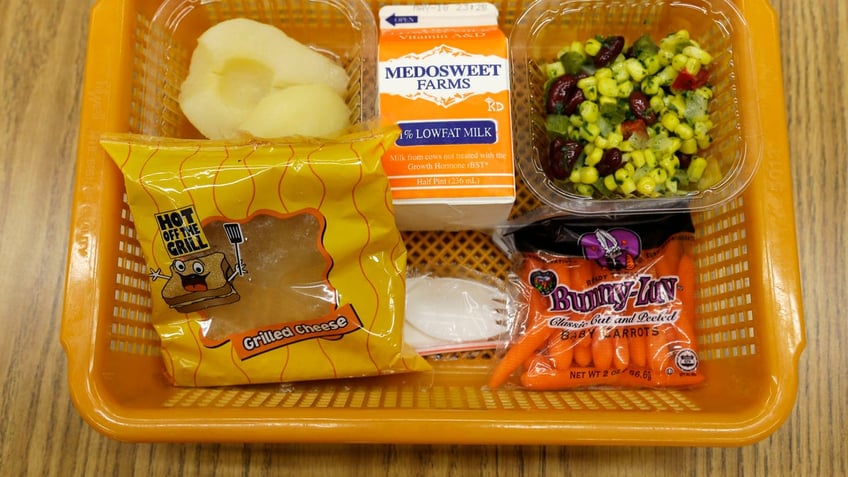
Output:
top-left (378, 3), bottom-right (515, 231)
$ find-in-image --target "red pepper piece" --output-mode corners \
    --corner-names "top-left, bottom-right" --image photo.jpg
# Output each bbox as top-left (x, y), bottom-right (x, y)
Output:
top-left (620, 119), bottom-right (648, 140)
top-left (671, 68), bottom-right (710, 91)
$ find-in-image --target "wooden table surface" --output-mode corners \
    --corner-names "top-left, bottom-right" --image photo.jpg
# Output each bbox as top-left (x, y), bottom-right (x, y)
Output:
top-left (1, 0), bottom-right (844, 475)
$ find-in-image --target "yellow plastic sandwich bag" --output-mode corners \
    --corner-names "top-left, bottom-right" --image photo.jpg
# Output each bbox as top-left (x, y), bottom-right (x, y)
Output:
top-left (100, 127), bottom-right (431, 386)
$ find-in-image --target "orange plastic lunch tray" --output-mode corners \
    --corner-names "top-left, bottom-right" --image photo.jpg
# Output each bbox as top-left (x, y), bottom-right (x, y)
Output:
top-left (63, 0), bottom-right (805, 445)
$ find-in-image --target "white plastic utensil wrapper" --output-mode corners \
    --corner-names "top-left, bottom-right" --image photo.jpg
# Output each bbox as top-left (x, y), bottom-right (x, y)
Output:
top-left (403, 275), bottom-right (508, 355)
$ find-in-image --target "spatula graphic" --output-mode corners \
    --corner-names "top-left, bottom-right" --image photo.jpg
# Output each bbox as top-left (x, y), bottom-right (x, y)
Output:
top-left (223, 222), bottom-right (246, 279)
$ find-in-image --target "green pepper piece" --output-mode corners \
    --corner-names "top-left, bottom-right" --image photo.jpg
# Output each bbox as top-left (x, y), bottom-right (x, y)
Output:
top-left (631, 34), bottom-right (659, 62)
top-left (559, 51), bottom-right (587, 75)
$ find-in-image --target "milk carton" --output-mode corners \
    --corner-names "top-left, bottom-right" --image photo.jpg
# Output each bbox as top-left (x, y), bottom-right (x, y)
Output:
top-left (378, 3), bottom-right (514, 231)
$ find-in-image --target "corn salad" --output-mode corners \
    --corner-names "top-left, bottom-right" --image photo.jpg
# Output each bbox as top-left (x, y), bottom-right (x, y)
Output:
top-left (542, 30), bottom-right (720, 198)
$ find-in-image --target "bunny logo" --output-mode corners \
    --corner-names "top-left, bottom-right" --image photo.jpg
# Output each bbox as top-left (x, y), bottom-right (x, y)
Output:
top-left (529, 270), bottom-right (558, 296)
top-left (579, 228), bottom-right (641, 271)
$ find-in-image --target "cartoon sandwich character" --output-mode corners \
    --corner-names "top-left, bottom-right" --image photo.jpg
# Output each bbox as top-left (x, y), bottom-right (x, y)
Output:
top-left (158, 252), bottom-right (241, 313)
top-left (147, 222), bottom-right (247, 314)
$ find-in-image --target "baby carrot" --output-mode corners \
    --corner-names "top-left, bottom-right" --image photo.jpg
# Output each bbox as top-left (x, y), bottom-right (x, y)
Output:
top-left (573, 336), bottom-right (593, 367)
top-left (488, 320), bottom-right (557, 388)
top-left (548, 331), bottom-right (575, 370)
top-left (612, 335), bottom-right (630, 370)
top-left (570, 259), bottom-right (595, 367)
top-left (628, 331), bottom-right (648, 368)
top-left (524, 352), bottom-right (555, 377)
top-left (546, 264), bottom-right (575, 370)
top-left (675, 251), bottom-right (699, 348)
top-left (591, 328), bottom-right (615, 370)
top-left (656, 234), bottom-right (684, 275)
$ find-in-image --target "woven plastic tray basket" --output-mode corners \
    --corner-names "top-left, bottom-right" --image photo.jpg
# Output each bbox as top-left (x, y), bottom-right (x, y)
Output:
top-left (62, 0), bottom-right (804, 445)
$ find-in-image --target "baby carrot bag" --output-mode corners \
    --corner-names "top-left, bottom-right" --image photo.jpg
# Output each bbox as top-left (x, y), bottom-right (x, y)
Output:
top-left (489, 211), bottom-right (704, 389)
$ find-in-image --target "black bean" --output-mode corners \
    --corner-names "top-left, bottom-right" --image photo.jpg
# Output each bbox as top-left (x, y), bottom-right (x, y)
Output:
top-left (596, 148), bottom-right (623, 176)
top-left (629, 90), bottom-right (657, 125)
top-left (546, 137), bottom-right (583, 180)
top-left (562, 89), bottom-right (586, 115)
top-left (546, 75), bottom-right (577, 114)
top-left (629, 91), bottom-right (649, 114)
top-left (676, 152), bottom-right (693, 169)
top-left (594, 36), bottom-right (625, 68)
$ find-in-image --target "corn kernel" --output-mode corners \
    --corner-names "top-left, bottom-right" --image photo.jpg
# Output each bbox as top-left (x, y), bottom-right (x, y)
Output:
top-left (598, 77), bottom-right (619, 97)
top-left (617, 81), bottom-right (634, 98)
top-left (661, 112), bottom-right (680, 132)
top-left (658, 49), bottom-right (674, 66)
top-left (687, 156), bottom-right (708, 182)
top-left (620, 178), bottom-right (637, 194)
top-left (607, 132), bottom-right (623, 148)
top-left (630, 150), bottom-right (646, 168)
top-left (658, 66), bottom-right (677, 85)
top-left (585, 38), bottom-right (602, 56)
top-left (685, 58), bottom-right (701, 75)
top-left (615, 167), bottom-right (632, 182)
top-left (575, 184), bottom-right (595, 197)
top-left (668, 137), bottom-right (682, 154)
top-left (577, 76), bottom-right (597, 89)
top-left (675, 122), bottom-right (694, 140)
top-left (659, 155), bottom-right (680, 173)
top-left (624, 58), bottom-right (647, 82)
top-left (680, 138), bottom-right (698, 154)
top-left (546, 62), bottom-right (566, 79)
top-left (669, 95), bottom-right (686, 114)
top-left (580, 166), bottom-right (599, 184)
top-left (578, 77), bottom-right (598, 101)
top-left (604, 174), bottom-right (618, 191)
top-left (641, 77), bottom-right (661, 95)
top-left (643, 55), bottom-right (662, 75)
top-left (644, 149), bottom-right (657, 168)
top-left (697, 136), bottom-right (713, 149)
top-left (599, 95), bottom-right (618, 108)
top-left (570, 41), bottom-right (584, 54)
top-left (579, 101), bottom-right (600, 123)
top-left (650, 95), bottom-right (665, 113)
top-left (595, 67), bottom-right (613, 79)
top-left (672, 54), bottom-right (689, 71)
top-left (648, 167), bottom-right (668, 184)
top-left (683, 45), bottom-right (713, 65)
top-left (665, 179), bottom-right (679, 194)
top-left (636, 176), bottom-right (656, 195)
top-left (694, 119), bottom-right (712, 138)
top-left (594, 135), bottom-right (609, 149)
top-left (569, 168), bottom-right (582, 183)
top-left (611, 59), bottom-right (626, 73)
top-left (586, 145), bottom-right (604, 165)
top-left (695, 86), bottom-right (714, 100)
top-left (580, 122), bottom-right (601, 142)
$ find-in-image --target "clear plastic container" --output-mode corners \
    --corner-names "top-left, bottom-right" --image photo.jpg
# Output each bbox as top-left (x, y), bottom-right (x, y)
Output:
top-left (510, 0), bottom-right (764, 215)
top-left (135, 0), bottom-right (378, 139)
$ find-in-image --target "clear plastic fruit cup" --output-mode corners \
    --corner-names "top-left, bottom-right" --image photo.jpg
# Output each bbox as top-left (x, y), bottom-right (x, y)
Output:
top-left (136, 0), bottom-right (377, 139)
top-left (509, 0), bottom-right (764, 215)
